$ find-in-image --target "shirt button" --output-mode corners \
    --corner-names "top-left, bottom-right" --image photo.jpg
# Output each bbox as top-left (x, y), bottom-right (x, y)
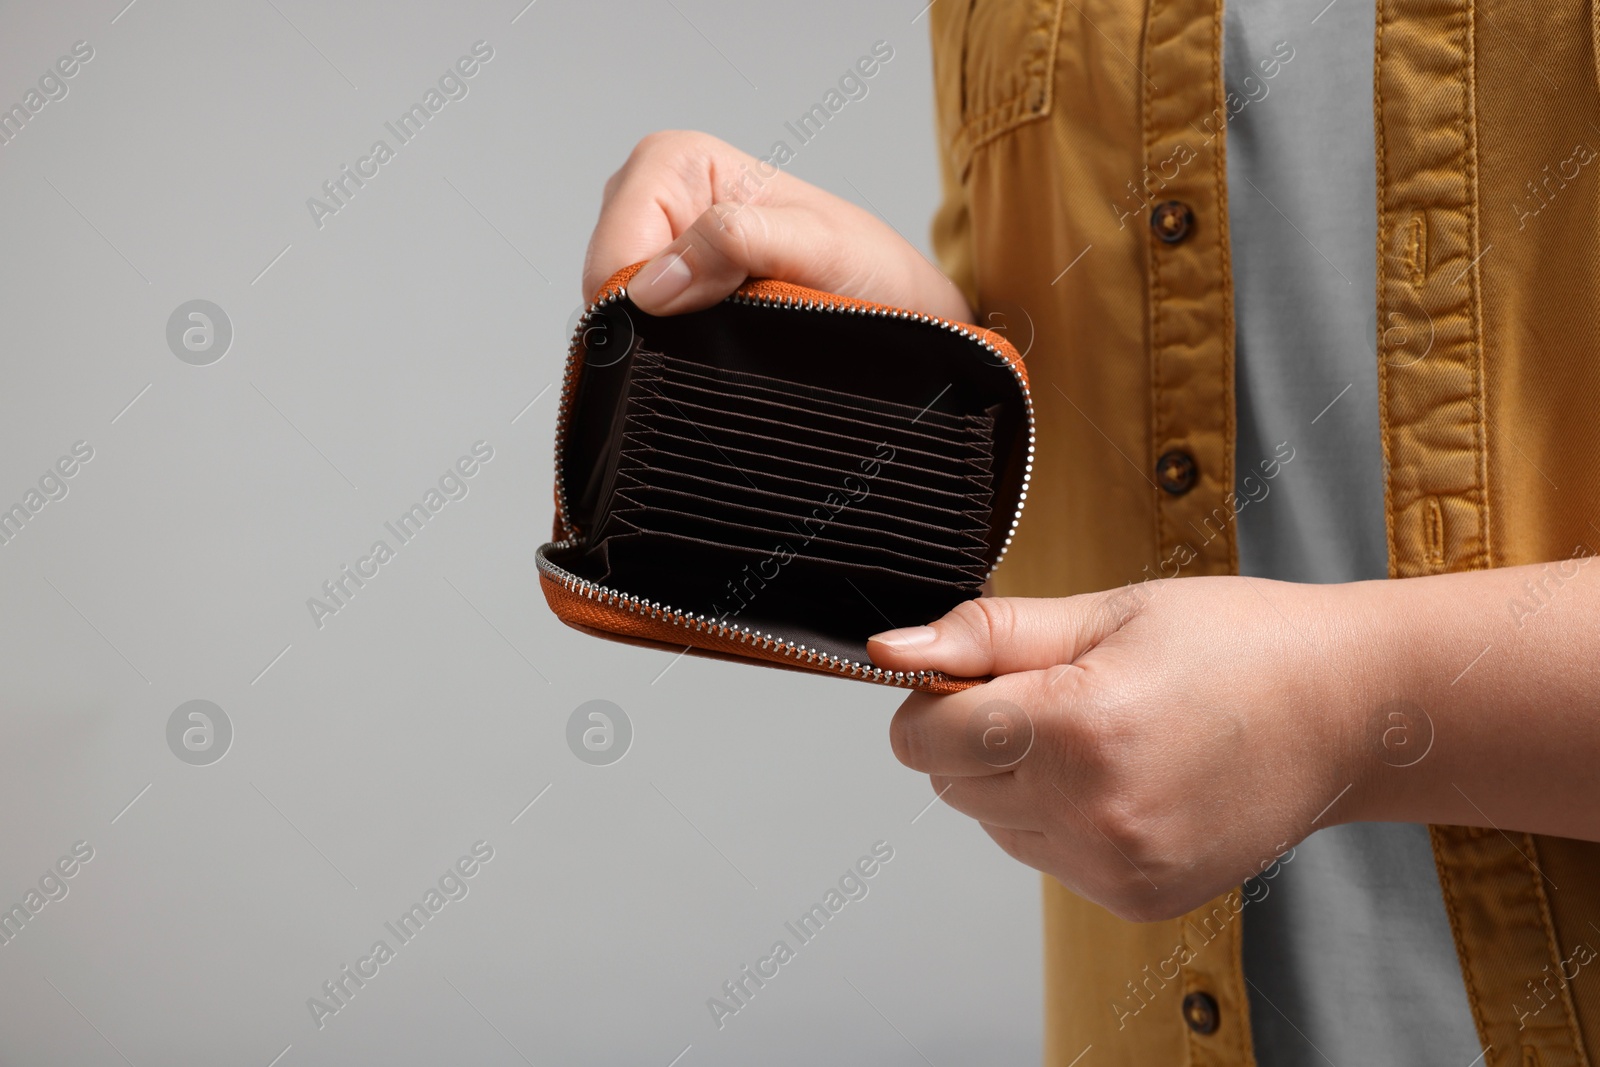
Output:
top-left (1151, 200), bottom-right (1195, 244)
top-left (1182, 991), bottom-right (1220, 1035)
top-left (1156, 449), bottom-right (1198, 495)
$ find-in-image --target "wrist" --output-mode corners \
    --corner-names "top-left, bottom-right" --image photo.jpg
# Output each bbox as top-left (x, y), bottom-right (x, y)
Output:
top-left (1321, 576), bottom-right (1436, 825)
top-left (1333, 569), bottom-right (1526, 830)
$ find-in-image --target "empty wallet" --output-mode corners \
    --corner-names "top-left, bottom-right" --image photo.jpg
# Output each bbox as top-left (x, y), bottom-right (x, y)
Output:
top-left (537, 263), bottom-right (1034, 693)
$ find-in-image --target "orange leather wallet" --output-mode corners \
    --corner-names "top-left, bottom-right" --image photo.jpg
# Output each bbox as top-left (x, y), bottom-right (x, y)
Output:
top-left (537, 263), bottom-right (1033, 693)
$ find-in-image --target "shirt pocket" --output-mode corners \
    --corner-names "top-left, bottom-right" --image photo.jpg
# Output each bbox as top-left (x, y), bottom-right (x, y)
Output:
top-left (949, 0), bottom-right (1068, 175)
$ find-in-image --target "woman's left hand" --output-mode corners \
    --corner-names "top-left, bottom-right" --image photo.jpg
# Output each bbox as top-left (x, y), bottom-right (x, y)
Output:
top-left (867, 564), bottom-right (1600, 921)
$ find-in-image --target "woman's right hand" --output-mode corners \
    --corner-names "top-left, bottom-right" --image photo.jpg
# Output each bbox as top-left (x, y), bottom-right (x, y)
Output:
top-left (582, 130), bottom-right (972, 322)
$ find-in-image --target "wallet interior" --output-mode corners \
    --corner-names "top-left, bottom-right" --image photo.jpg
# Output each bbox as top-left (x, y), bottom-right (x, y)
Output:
top-left (547, 294), bottom-right (1029, 665)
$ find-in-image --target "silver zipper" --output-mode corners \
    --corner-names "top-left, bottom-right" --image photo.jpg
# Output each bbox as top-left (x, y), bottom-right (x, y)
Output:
top-left (544, 282), bottom-right (1037, 687)
top-left (536, 541), bottom-right (946, 688)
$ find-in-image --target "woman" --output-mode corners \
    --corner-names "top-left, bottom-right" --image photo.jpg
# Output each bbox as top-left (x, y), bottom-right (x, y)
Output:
top-left (582, 2), bottom-right (1600, 1062)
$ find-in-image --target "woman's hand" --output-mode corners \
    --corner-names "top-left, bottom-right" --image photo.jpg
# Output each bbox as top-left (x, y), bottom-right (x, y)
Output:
top-left (583, 130), bottom-right (971, 320)
top-left (868, 565), bottom-right (1600, 921)
top-left (869, 577), bottom-right (1373, 921)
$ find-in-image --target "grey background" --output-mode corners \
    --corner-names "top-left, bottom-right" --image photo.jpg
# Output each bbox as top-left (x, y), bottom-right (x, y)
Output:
top-left (0, 2), bottom-right (1043, 1065)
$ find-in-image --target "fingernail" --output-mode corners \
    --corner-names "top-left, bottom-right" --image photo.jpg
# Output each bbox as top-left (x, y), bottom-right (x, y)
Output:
top-left (633, 251), bottom-right (692, 304)
top-left (870, 626), bottom-right (938, 651)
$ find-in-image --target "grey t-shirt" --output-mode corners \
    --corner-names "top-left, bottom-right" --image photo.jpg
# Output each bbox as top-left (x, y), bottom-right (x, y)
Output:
top-left (1223, 0), bottom-right (1485, 1061)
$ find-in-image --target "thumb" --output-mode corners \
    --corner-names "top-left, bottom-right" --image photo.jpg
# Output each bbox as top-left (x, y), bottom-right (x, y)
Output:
top-left (866, 592), bottom-right (1136, 677)
top-left (627, 199), bottom-right (850, 315)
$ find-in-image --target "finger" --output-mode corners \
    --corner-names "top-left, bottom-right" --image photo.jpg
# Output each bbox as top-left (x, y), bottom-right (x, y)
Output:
top-left (583, 132), bottom-right (972, 319)
top-left (581, 130), bottom-right (733, 299)
top-left (583, 131), bottom-right (859, 311)
top-left (626, 199), bottom-right (858, 315)
top-left (889, 680), bottom-right (1039, 777)
top-left (868, 589), bottom-right (1139, 677)
top-left (931, 774), bottom-right (1042, 831)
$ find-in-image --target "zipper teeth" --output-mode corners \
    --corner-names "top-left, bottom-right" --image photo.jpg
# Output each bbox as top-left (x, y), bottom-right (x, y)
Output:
top-left (536, 542), bottom-right (945, 689)
top-left (549, 283), bottom-right (1037, 685)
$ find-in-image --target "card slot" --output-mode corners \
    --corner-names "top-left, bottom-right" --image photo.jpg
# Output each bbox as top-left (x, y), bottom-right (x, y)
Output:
top-left (635, 350), bottom-right (974, 431)
top-left (613, 482), bottom-right (990, 575)
top-left (645, 377), bottom-right (995, 465)
top-left (614, 467), bottom-right (991, 560)
top-left (593, 530), bottom-right (978, 642)
top-left (632, 384), bottom-right (992, 477)
top-left (662, 364), bottom-right (974, 434)
top-left (621, 437), bottom-right (993, 537)
top-left (629, 396), bottom-right (995, 485)
top-left (643, 349), bottom-right (971, 427)
top-left (610, 497), bottom-right (987, 586)
top-left (625, 412), bottom-right (993, 499)
top-left (633, 355), bottom-right (985, 441)
top-left (621, 426), bottom-right (995, 516)
top-left (616, 457), bottom-right (989, 550)
top-left (640, 371), bottom-right (992, 460)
